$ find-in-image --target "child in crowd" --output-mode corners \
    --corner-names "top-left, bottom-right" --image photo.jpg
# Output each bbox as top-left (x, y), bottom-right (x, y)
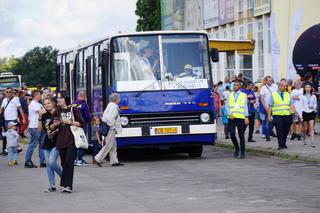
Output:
top-left (221, 100), bottom-right (229, 139)
top-left (253, 86), bottom-right (261, 134)
top-left (2, 122), bottom-right (19, 166)
top-left (92, 116), bottom-right (103, 164)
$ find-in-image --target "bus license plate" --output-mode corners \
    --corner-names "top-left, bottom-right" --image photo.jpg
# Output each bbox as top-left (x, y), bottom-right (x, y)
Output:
top-left (155, 127), bottom-right (178, 134)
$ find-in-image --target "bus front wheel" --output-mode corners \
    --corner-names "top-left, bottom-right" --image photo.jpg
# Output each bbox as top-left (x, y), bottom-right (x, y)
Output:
top-left (188, 145), bottom-right (203, 158)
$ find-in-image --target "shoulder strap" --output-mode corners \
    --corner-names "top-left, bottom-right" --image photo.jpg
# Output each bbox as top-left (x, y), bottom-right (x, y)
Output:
top-left (264, 84), bottom-right (272, 95)
top-left (3, 97), bottom-right (13, 112)
top-left (70, 106), bottom-right (75, 122)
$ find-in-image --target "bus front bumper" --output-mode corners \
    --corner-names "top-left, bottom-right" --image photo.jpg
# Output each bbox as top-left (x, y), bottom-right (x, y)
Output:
top-left (116, 123), bottom-right (216, 138)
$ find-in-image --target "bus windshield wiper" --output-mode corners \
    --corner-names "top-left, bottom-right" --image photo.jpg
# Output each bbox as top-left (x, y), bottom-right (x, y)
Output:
top-left (135, 80), bottom-right (159, 97)
top-left (171, 80), bottom-right (193, 95)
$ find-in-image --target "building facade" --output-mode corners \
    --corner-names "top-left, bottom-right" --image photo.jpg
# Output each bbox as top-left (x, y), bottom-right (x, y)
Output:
top-left (161, 0), bottom-right (320, 83)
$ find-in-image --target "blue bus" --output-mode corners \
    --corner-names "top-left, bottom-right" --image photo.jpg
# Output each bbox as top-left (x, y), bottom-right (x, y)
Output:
top-left (57, 31), bottom-right (219, 157)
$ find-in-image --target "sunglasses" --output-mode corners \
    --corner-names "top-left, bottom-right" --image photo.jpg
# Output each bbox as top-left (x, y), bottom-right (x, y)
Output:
top-left (6, 91), bottom-right (12, 94)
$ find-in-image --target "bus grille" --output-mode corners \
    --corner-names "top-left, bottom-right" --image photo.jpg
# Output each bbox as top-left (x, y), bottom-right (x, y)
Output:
top-left (124, 112), bottom-right (211, 127)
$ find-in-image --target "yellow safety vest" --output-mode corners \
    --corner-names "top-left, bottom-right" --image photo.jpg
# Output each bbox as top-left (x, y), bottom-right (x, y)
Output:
top-left (271, 91), bottom-right (291, 116)
top-left (229, 92), bottom-right (247, 119)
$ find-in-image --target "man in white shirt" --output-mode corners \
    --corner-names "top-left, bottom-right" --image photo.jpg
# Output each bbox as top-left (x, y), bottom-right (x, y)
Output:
top-left (139, 47), bottom-right (159, 80)
top-left (260, 76), bottom-right (277, 141)
top-left (0, 87), bottom-right (26, 156)
top-left (95, 93), bottom-right (124, 167)
top-left (24, 90), bottom-right (45, 168)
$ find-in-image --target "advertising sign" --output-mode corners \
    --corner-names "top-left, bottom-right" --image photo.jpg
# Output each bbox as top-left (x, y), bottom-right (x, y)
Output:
top-left (203, 0), bottom-right (219, 29)
top-left (219, 0), bottom-right (235, 25)
top-left (161, 0), bottom-right (174, 30)
top-left (161, 0), bottom-right (185, 30)
top-left (185, 0), bottom-right (204, 30)
top-left (253, 0), bottom-right (271, 17)
top-left (293, 24), bottom-right (320, 77)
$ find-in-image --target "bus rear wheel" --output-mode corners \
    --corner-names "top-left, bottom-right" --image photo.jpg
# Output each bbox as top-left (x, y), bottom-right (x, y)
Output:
top-left (188, 145), bottom-right (203, 158)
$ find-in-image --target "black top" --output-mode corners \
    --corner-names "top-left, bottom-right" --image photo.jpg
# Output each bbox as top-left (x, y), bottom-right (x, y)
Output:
top-left (52, 106), bottom-right (84, 150)
top-left (41, 112), bottom-right (57, 150)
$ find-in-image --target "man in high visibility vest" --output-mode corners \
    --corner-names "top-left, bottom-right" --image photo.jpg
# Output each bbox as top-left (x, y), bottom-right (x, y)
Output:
top-left (268, 81), bottom-right (299, 150)
top-left (226, 80), bottom-right (249, 159)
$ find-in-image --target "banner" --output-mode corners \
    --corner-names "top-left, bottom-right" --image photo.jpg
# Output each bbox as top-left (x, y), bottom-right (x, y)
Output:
top-left (161, 0), bottom-right (185, 30)
top-left (203, 0), bottom-right (219, 29)
top-left (253, 0), bottom-right (271, 17)
top-left (286, 9), bottom-right (303, 80)
top-left (161, 0), bottom-right (174, 30)
top-left (270, 13), bottom-right (280, 82)
top-left (185, 0), bottom-right (203, 30)
top-left (219, 0), bottom-right (235, 25)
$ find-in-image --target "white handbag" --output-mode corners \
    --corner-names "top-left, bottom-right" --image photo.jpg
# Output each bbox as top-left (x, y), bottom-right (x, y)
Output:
top-left (70, 106), bottom-right (89, 149)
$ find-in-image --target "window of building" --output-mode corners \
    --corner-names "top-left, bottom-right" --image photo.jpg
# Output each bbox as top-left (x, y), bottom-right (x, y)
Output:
top-left (231, 27), bottom-right (235, 39)
top-left (239, 25), bottom-right (244, 40)
top-left (248, 23), bottom-right (253, 34)
top-left (238, 0), bottom-right (243, 12)
top-left (226, 52), bottom-right (235, 77)
top-left (240, 55), bottom-right (253, 80)
top-left (267, 18), bottom-right (271, 53)
top-left (257, 19), bottom-right (264, 78)
top-left (247, 0), bottom-right (252, 9)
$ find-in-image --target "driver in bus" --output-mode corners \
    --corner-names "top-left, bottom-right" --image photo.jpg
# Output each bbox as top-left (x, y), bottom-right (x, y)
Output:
top-left (139, 47), bottom-right (159, 80)
top-left (177, 64), bottom-right (197, 78)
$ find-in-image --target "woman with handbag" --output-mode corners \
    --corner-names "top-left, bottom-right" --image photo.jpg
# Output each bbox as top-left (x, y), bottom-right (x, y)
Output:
top-left (40, 97), bottom-right (62, 192)
top-left (50, 91), bottom-right (83, 193)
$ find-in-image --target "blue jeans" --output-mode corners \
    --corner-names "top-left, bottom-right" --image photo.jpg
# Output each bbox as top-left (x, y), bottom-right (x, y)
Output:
top-left (44, 147), bottom-right (62, 187)
top-left (261, 118), bottom-right (273, 138)
top-left (39, 130), bottom-right (46, 164)
top-left (25, 128), bottom-right (41, 163)
top-left (77, 123), bottom-right (88, 161)
top-left (8, 146), bottom-right (18, 163)
top-left (92, 140), bottom-right (102, 157)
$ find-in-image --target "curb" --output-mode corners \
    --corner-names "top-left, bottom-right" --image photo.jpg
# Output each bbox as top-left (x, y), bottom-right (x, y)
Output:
top-left (214, 141), bottom-right (320, 163)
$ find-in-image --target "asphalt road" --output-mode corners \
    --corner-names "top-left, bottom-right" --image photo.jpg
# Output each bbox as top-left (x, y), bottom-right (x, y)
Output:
top-left (0, 146), bottom-right (319, 213)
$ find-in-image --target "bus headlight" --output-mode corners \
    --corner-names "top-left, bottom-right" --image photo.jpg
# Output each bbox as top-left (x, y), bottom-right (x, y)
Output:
top-left (200, 113), bottom-right (210, 123)
top-left (120, 116), bottom-right (129, 126)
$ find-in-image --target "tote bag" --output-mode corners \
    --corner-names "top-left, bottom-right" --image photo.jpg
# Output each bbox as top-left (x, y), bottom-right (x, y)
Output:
top-left (70, 107), bottom-right (89, 149)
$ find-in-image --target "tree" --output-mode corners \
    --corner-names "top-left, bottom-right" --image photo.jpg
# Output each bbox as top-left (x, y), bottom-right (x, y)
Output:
top-left (0, 57), bottom-right (19, 73)
top-left (135, 0), bottom-right (161, 31)
top-left (12, 46), bottom-right (58, 87)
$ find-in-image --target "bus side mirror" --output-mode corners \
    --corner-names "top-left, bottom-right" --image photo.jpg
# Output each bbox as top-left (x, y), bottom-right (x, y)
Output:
top-left (210, 48), bottom-right (219, 62)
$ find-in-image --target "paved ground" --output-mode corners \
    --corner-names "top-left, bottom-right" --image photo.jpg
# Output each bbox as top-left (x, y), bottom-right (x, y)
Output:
top-left (0, 145), bottom-right (320, 213)
top-left (216, 118), bottom-right (320, 162)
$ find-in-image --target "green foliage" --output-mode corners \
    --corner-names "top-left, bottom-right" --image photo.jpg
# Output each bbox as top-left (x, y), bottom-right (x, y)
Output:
top-left (0, 57), bottom-right (19, 73)
top-left (135, 0), bottom-right (161, 31)
top-left (11, 46), bottom-right (58, 87)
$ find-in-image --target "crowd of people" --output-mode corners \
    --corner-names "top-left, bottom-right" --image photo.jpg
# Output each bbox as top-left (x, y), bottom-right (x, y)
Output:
top-left (214, 73), bottom-right (319, 158)
top-left (0, 87), bottom-right (123, 193)
top-left (1, 72), bottom-right (319, 193)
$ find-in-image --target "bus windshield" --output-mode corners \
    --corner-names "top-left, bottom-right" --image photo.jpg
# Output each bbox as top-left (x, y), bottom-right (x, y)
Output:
top-left (111, 34), bottom-right (211, 92)
top-left (0, 76), bottom-right (20, 90)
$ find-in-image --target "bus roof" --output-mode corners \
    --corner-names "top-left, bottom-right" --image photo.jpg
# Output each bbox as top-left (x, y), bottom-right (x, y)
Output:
top-left (58, 30), bottom-right (208, 55)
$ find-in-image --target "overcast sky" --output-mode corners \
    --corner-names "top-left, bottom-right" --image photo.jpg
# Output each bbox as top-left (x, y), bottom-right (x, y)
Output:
top-left (0, 0), bottom-right (137, 57)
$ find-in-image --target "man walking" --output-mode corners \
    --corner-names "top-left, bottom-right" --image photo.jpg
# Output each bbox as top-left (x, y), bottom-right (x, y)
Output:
top-left (73, 91), bottom-right (91, 166)
top-left (24, 90), bottom-right (45, 168)
top-left (260, 76), bottom-right (277, 141)
top-left (95, 93), bottom-right (124, 167)
top-left (226, 80), bottom-right (249, 159)
top-left (0, 87), bottom-right (26, 156)
top-left (242, 82), bottom-right (256, 142)
top-left (268, 82), bottom-right (298, 150)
